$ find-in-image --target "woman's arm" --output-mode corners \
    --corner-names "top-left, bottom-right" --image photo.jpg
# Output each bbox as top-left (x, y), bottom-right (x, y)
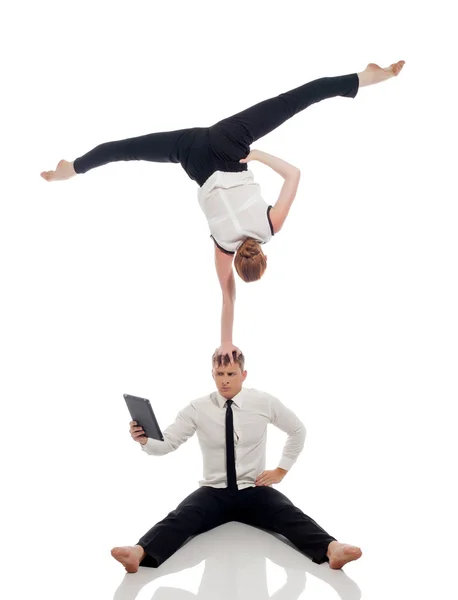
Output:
top-left (214, 246), bottom-right (241, 362)
top-left (240, 149), bottom-right (301, 233)
top-left (269, 169), bottom-right (301, 233)
top-left (241, 149), bottom-right (299, 179)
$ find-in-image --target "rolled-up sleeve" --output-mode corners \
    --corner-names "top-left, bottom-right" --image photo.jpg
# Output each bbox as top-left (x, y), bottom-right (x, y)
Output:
top-left (141, 402), bottom-right (197, 456)
top-left (268, 395), bottom-right (306, 471)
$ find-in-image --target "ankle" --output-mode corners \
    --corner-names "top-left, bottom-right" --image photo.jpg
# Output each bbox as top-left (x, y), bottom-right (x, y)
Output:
top-left (134, 544), bottom-right (146, 561)
top-left (326, 540), bottom-right (339, 557)
top-left (357, 70), bottom-right (371, 88)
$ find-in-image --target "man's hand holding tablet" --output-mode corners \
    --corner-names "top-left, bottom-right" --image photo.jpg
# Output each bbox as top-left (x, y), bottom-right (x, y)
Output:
top-left (129, 421), bottom-right (147, 445)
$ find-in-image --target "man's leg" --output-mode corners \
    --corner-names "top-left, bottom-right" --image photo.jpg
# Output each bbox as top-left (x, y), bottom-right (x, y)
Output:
top-left (240, 487), bottom-right (362, 569)
top-left (210, 61), bottom-right (405, 151)
top-left (111, 487), bottom-right (232, 572)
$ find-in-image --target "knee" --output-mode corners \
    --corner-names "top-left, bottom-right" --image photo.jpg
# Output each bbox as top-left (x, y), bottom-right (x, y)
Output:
top-left (168, 503), bottom-right (208, 524)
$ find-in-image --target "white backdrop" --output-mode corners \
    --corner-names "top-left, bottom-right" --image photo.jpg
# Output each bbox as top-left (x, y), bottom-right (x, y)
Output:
top-left (1, 1), bottom-right (457, 599)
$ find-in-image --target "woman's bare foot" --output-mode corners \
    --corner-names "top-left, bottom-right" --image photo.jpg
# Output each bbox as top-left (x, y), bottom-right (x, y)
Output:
top-left (327, 541), bottom-right (362, 569)
top-left (40, 159), bottom-right (76, 182)
top-left (111, 545), bottom-right (146, 573)
top-left (358, 60), bottom-right (405, 87)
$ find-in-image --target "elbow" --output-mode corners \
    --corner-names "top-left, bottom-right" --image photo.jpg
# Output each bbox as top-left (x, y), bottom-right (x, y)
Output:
top-left (286, 166), bottom-right (300, 181)
top-left (298, 422), bottom-right (307, 446)
top-left (301, 420), bottom-right (306, 437)
top-left (292, 167), bottom-right (301, 182)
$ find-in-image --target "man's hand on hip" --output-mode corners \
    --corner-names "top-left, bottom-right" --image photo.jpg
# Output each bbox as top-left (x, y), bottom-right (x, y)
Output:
top-left (255, 468), bottom-right (288, 487)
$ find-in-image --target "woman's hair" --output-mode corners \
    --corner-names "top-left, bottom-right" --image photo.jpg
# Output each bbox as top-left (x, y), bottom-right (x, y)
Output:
top-left (233, 238), bottom-right (267, 282)
top-left (212, 350), bottom-right (245, 372)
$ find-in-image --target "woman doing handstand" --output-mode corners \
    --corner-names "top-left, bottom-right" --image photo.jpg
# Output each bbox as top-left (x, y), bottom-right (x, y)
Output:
top-left (41, 60), bottom-right (405, 359)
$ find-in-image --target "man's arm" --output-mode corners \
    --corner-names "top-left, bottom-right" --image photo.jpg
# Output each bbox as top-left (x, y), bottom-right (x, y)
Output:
top-left (255, 395), bottom-right (306, 487)
top-left (240, 149), bottom-right (301, 233)
top-left (141, 402), bottom-right (197, 456)
top-left (268, 394), bottom-right (306, 472)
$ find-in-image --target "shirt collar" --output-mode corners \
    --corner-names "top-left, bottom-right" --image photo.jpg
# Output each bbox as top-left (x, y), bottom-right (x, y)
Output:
top-left (216, 388), bottom-right (245, 409)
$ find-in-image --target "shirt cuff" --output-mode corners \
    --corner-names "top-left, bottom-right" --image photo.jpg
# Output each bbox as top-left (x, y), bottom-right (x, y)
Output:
top-left (141, 439), bottom-right (152, 452)
top-left (278, 457), bottom-right (296, 471)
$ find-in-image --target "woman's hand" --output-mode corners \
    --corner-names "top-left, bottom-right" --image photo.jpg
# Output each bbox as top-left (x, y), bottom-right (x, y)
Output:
top-left (239, 149), bottom-right (260, 163)
top-left (241, 149), bottom-right (300, 181)
top-left (215, 342), bottom-right (242, 364)
top-left (255, 468), bottom-right (288, 487)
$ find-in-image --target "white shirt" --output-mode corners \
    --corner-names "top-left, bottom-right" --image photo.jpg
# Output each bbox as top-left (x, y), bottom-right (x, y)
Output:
top-left (197, 170), bottom-right (274, 254)
top-left (141, 387), bottom-right (306, 490)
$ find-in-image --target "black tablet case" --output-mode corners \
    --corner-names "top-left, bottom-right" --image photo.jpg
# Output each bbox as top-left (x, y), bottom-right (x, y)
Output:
top-left (124, 394), bottom-right (164, 441)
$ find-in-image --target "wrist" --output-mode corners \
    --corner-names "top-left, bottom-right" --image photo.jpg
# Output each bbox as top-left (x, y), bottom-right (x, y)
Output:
top-left (253, 149), bottom-right (268, 162)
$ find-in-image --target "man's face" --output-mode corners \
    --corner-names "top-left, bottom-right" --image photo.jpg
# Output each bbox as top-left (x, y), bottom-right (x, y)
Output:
top-left (212, 362), bottom-right (247, 399)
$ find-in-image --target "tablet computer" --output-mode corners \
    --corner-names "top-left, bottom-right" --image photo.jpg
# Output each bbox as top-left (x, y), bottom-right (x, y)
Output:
top-left (124, 394), bottom-right (164, 441)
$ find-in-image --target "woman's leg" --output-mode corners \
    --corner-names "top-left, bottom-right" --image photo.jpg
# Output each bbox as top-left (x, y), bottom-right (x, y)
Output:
top-left (211, 61), bottom-right (404, 149)
top-left (213, 74), bottom-right (358, 149)
top-left (41, 128), bottom-right (192, 181)
top-left (73, 128), bottom-right (191, 173)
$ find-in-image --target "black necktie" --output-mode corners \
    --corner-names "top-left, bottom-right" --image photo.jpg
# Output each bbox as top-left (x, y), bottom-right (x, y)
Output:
top-left (225, 400), bottom-right (238, 492)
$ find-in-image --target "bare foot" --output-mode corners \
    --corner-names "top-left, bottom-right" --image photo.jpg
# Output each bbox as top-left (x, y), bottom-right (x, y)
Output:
top-left (111, 545), bottom-right (145, 573)
top-left (358, 60), bottom-right (405, 87)
top-left (40, 159), bottom-right (76, 182)
top-left (327, 541), bottom-right (362, 569)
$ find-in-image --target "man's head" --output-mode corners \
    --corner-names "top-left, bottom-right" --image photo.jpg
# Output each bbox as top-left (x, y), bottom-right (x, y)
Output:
top-left (212, 350), bottom-right (247, 399)
top-left (234, 238), bottom-right (267, 282)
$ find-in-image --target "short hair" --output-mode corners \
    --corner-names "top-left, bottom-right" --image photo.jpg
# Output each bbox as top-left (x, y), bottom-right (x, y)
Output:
top-left (234, 238), bottom-right (267, 282)
top-left (212, 349), bottom-right (245, 372)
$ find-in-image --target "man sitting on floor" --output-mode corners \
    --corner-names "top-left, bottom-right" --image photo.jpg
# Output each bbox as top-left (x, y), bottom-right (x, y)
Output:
top-left (112, 350), bottom-right (362, 572)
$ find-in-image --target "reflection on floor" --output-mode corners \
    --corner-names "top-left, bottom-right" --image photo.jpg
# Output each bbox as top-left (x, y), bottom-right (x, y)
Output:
top-left (113, 521), bottom-right (362, 600)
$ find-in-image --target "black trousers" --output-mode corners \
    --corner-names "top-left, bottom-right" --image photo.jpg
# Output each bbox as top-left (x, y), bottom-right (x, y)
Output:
top-left (73, 74), bottom-right (359, 187)
top-left (137, 486), bottom-right (336, 568)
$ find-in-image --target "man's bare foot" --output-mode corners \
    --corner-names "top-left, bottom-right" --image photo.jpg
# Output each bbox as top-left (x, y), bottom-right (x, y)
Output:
top-left (111, 545), bottom-right (146, 573)
top-left (327, 541), bottom-right (362, 569)
top-left (358, 60), bottom-right (405, 87)
top-left (40, 159), bottom-right (76, 182)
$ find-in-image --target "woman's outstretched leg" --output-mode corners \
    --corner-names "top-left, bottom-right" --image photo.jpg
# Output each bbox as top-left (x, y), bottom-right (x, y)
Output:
top-left (40, 128), bottom-right (191, 182)
top-left (211, 60), bottom-right (405, 149)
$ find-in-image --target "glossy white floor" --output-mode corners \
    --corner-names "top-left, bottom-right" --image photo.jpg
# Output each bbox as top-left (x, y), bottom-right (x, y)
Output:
top-left (2, 1), bottom-right (457, 599)
top-left (3, 457), bottom-right (457, 600)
